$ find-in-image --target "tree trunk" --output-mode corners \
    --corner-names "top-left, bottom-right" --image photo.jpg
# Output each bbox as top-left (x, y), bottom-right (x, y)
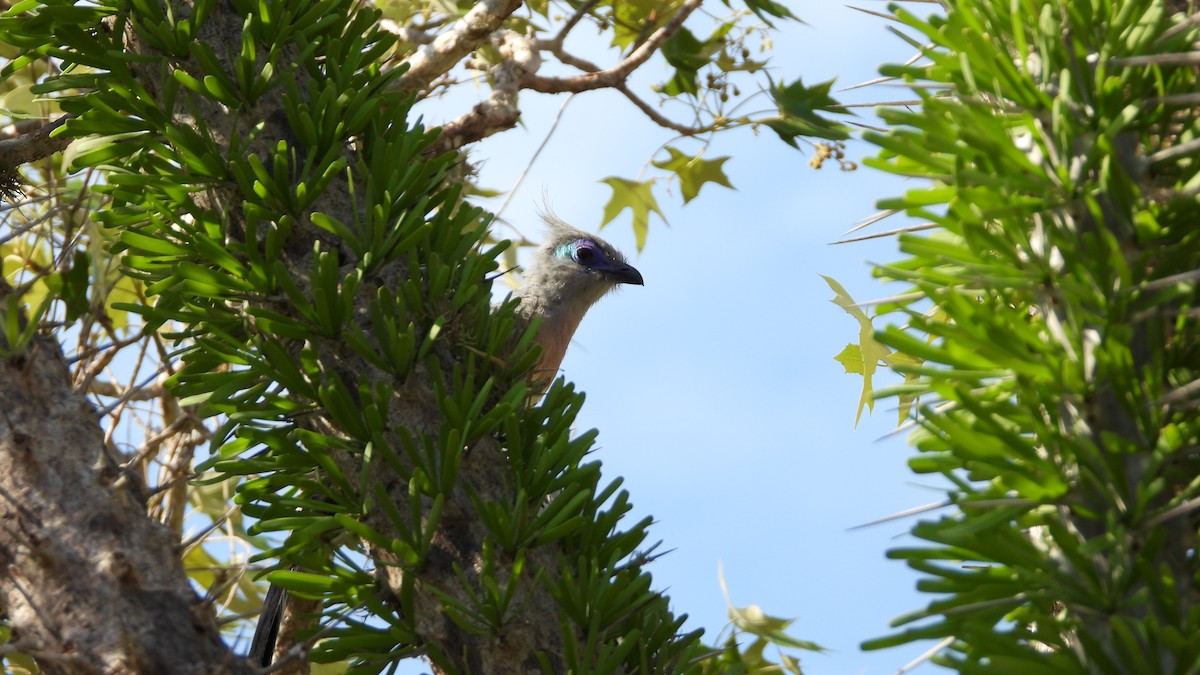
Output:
top-left (0, 325), bottom-right (250, 673)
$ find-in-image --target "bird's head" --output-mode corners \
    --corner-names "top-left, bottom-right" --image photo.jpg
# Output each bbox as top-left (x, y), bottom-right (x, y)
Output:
top-left (516, 216), bottom-right (643, 316)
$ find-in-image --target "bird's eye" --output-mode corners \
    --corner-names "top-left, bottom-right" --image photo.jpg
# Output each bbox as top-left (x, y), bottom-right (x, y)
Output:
top-left (573, 245), bottom-right (596, 264)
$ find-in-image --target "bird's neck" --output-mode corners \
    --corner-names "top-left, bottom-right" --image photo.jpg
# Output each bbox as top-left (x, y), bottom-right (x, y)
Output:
top-left (528, 300), bottom-right (589, 383)
top-left (514, 270), bottom-right (611, 385)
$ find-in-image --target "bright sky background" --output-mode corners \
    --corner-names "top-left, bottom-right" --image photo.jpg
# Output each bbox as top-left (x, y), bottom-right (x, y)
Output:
top-left (405, 3), bottom-right (947, 673)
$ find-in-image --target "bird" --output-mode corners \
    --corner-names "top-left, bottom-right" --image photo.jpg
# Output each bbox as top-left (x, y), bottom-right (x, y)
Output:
top-left (248, 216), bottom-right (642, 666)
top-left (513, 215), bottom-right (644, 387)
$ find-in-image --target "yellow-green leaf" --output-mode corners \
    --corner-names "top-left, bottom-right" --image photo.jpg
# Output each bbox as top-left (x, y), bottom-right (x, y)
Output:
top-left (599, 176), bottom-right (666, 252)
top-left (834, 343), bottom-right (863, 374)
top-left (651, 146), bottom-right (734, 203)
top-left (822, 275), bottom-right (890, 427)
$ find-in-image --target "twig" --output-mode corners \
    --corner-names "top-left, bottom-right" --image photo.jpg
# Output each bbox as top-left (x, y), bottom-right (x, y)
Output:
top-left (615, 82), bottom-right (710, 135)
top-left (88, 377), bottom-right (166, 401)
top-left (831, 222), bottom-right (937, 244)
top-left (520, 0), bottom-right (704, 94)
top-left (495, 94), bottom-right (575, 222)
top-left (842, 209), bottom-right (900, 236)
top-left (96, 367), bottom-right (167, 417)
top-left (896, 636), bottom-right (955, 674)
top-left (547, 0), bottom-right (602, 49)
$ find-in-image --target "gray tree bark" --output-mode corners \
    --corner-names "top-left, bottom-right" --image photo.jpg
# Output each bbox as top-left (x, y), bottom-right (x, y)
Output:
top-left (0, 322), bottom-right (251, 673)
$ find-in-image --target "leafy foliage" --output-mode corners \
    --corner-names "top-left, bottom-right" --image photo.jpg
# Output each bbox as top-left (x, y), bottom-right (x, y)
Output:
top-left (581, 4), bottom-right (847, 248)
top-left (0, 0), bottom-right (850, 667)
top-left (853, 0), bottom-right (1200, 670)
top-left (0, 0), bottom-right (882, 664)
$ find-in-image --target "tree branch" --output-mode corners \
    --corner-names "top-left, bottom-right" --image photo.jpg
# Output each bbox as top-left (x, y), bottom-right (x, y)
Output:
top-left (426, 97), bottom-right (521, 156)
top-left (426, 30), bottom-right (537, 156)
top-left (541, 0), bottom-right (601, 51)
top-left (427, 0), bottom-right (710, 151)
top-left (377, 18), bottom-right (435, 46)
top-left (614, 81), bottom-right (709, 135)
top-left (520, 0), bottom-right (704, 93)
top-left (0, 116), bottom-right (73, 201)
top-left (391, 0), bottom-right (524, 92)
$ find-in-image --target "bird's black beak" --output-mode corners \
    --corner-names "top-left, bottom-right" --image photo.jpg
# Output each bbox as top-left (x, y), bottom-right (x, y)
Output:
top-left (604, 262), bottom-right (644, 286)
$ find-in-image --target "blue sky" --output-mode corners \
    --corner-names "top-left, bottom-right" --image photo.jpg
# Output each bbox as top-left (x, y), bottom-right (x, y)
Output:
top-left (405, 3), bottom-right (948, 673)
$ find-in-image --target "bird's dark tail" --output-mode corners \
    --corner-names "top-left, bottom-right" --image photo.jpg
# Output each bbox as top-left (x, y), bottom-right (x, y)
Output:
top-left (248, 582), bottom-right (287, 666)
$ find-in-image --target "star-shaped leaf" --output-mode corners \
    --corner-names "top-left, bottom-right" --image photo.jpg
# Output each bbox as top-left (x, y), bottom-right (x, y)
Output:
top-left (600, 177), bottom-right (666, 252)
top-left (651, 146), bottom-right (734, 204)
top-left (766, 76), bottom-right (850, 144)
top-left (823, 274), bottom-right (891, 427)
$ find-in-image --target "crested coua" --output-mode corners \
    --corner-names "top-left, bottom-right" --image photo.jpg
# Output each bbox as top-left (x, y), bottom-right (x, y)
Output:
top-left (513, 216), bottom-right (643, 387)
top-left (249, 218), bottom-right (641, 666)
